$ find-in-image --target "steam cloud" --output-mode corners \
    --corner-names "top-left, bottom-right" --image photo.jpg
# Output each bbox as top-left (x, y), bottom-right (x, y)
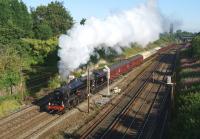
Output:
top-left (58, 0), bottom-right (167, 78)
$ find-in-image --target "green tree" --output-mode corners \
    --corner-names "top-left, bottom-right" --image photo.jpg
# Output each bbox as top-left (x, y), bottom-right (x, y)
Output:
top-left (34, 23), bottom-right (53, 40)
top-left (10, 0), bottom-right (32, 35)
top-left (80, 18), bottom-right (86, 25)
top-left (22, 37), bottom-right (58, 64)
top-left (0, 0), bottom-right (32, 36)
top-left (32, 1), bottom-right (73, 39)
top-left (0, 24), bottom-right (25, 44)
top-left (0, 0), bottom-right (12, 25)
top-left (0, 47), bottom-right (22, 94)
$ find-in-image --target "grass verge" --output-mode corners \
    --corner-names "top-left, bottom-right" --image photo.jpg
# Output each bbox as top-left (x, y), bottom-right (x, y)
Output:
top-left (170, 47), bottom-right (200, 139)
top-left (0, 95), bottom-right (22, 118)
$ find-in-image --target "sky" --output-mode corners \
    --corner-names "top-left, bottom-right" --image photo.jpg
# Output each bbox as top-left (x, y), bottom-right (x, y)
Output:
top-left (23, 0), bottom-right (200, 32)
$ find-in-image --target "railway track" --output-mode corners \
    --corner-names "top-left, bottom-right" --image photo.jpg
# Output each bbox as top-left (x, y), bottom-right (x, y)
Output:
top-left (102, 59), bottom-right (170, 139)
top-left (78, 50), bottom-right (177, 139)
top-left (0, 47), bottom-right (176, 139)
top-left (137, 50), bottom-right (178, 139)
top-left (121, 53), bottom-right (173, 139)
top-left (0, 107), bottom-right (59, 139)
top-left (0, 90), bottom-right (55, 139)
top-left (31, 54), bottom-right (160, 139)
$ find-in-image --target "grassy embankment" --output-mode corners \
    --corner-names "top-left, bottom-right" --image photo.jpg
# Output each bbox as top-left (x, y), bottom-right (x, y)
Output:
top-left (170, 44), bottom-right (200, 139)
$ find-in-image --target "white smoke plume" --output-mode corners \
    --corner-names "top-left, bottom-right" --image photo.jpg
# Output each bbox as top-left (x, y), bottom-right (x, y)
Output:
top-left (58, 0), bottom-right (166, 78)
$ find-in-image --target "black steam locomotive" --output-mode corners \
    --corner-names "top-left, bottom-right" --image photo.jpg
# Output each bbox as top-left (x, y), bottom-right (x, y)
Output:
top-left (47, 70), bottom-right (108, 113)
top-left (47, 54), bottom-right (144, 113)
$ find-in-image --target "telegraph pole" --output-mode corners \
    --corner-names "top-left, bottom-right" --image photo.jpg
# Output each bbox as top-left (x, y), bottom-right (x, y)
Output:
top-left (87, 67), bottom-right (90, 113)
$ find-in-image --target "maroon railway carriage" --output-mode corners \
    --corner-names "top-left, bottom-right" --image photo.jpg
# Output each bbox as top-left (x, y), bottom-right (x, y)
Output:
top-left (128, 54), bottom-right (143, 69)
top-left (109, 54), bottom-right (143, 80)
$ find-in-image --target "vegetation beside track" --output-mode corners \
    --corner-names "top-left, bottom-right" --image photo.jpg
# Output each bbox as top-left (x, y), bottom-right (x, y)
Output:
top-left (170, 40), bottom-right (200, 139)
top-left (0, 0), bottom-right (73, 117)
top-left (0, 95), bottom-right (22, 117)
top-left (191, 35), bottom-right (200, 56)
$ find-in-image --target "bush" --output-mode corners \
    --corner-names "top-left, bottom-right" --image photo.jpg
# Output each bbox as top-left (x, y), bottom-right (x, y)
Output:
top-left (22, 37), bottom-right (58, 64)
top-left (0, 47), bottom-right (22, 91)
top-left (192, 35), bottom-right (200, 57)
top-left (34, 23), bottom-right (53, 40)
top-left (171, 93), bottom-right (200, 139)
top-left (0, 95), bottom-right (21, 117)
top-left (48, 74), bottom-right (62, 89)
top-left (170, 48), bottom-right (200, 139)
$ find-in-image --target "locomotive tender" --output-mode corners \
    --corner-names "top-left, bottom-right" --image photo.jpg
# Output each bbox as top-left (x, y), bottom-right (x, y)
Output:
top-left (47, 45), bottom-right (175, 113)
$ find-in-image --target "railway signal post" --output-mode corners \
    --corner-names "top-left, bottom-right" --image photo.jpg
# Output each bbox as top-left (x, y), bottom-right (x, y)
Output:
top-left (87, 68), bottom-right (90, 113)
top-left (167, 76), bottom-right (175, 109)
top-left (104, 66), bottom-right (110, 97)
